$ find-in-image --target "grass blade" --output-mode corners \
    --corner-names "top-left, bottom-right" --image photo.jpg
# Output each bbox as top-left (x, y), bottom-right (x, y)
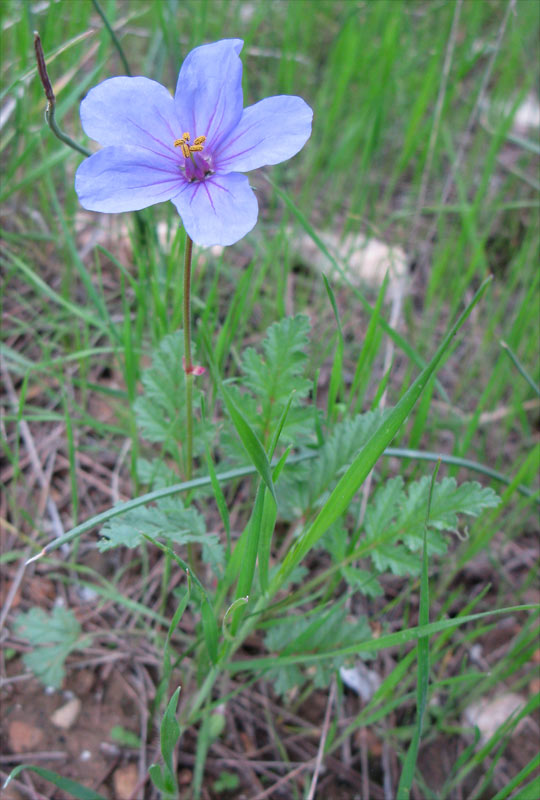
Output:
top-left (3, 766), bottom-right (107, 799)
top-left (500, 339), bottom-right (540, 397)
top-left (226, 604), bottom-right (538, 673)
top-left (203, 329), bottom-right (276, 502)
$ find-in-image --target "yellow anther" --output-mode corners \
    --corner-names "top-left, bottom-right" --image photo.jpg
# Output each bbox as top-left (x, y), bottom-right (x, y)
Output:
top-left (174, 132), bottom-right (206, 160)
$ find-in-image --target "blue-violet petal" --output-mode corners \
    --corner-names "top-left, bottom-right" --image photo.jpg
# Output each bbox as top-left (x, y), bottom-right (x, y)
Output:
top-left (174, 39), bottom-right (244, 150)
top-left (80, 77), bottom-right (178, 155)
top-left (75, 146), bottom-right (181, 212)
top-left (215, 95), bottom-right (313, 173)
top-left (171, 172), bottom-right (258, 247)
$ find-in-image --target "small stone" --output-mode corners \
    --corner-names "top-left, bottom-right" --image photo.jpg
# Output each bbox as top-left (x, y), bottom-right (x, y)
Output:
top-left (340, 663), bottom-right (381, 702)
top-left (178, 769), bottom-right (192, 786)
top-left (74, 668), bottom-right (95, 694)
top-left (290, 229), bottom-right (407, 292)
top-left (463, 693), bottom-right (525, 743)
top-left (113, 763), bottom-right (139, 800)
top-left (8, 720), bottom-right (44, 753)
top-left (51, 697), bottom-right (81, 729)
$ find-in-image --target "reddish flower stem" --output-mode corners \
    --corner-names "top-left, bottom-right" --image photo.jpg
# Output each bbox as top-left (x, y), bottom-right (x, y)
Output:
top-left (183, 234), bottom-right (197, 574)
top-left (183, 234), bottom-right (194, 481)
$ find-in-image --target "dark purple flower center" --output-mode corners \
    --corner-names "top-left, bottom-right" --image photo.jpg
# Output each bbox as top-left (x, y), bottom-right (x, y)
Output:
top-left (174, 131), bottom-right (214, 183)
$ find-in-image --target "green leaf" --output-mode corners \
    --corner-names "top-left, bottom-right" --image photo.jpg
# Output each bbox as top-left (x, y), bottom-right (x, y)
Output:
top-left (365, 476), bottom-right (404, 540)
top-left (109, 725), bottom-right (141, 748)
top-left (402, 477), bottom-right (500, 548)
top-left (13, 605), bottom-right (80, 644)
top-left (231, 484), bottom-right (268, 633)
top-left (136, 457), bottom-right (180, 490)
top-left (220, 382), bottom-right (277, 503)
top-left (371, 544), bottom-right (421, 576)
top-left (220, 316), bottom-right (313, 461)
top-left (241, 315), bottom-right (311, 408)
top-left (12, 607), bottom-right (88, 688)
top-left (213, 772), bottom-right (240, 793)
top-left (201, 597), bottom-right (219, 665)
top-left (278, 410), bottom-right (387, 518)
top-left (4, 766), bottom-right (107, 799)
top-left (161, 687), bottom-right (181, 775)
top-left (98, 497), bottom-right (224, 573)
top-left (133, 331), bottom-right (208, 458)
top-left (134, 330), bottom-right (187, 444)
top-left (364, 476), bottom-right (443, 564)
top-left (264, 604), bottom-right (371, 696)
top-left (364, 476), bottom-right (499, 571)
top-left (148, 763), bottom-right (168, 792)
top-left (397, 461), bottom-right (439, 799)
top-left (259, 446), bottom-right (290, 594)
top-left (342, 566), bottom-right (383, 598)
top-left (202, 320), bottom-right (277, 503)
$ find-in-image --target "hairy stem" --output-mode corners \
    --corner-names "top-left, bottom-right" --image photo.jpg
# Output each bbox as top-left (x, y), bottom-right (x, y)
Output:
top-left (183, 234), bottom-right (194, 479)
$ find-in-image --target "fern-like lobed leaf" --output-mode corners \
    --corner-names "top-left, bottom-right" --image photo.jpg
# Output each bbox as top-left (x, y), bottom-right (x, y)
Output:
top-left (277, 410), bottom-right (388, 518)
top-left (98, 498), bottom-right (224, 573)
top-left (12, 607), bottom-right (89, 688)
top-left (222, 315), bottom-right (314, 458)
top-left (134, 331), bottom-right (209, 459)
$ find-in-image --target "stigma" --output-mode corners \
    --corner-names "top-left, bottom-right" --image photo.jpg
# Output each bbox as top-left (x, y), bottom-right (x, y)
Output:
top-left (174, 132), bottom-right (206, 159)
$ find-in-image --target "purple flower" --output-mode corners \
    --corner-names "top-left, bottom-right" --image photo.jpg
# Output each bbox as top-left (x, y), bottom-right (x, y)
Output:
top-left (75, 39), bottom-right (313, 247)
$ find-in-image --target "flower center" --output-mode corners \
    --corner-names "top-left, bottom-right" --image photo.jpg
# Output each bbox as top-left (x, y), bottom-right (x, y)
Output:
top-left (174, 131), bottom-right (214, 182)
top-left (174, 131), bottom-right (206, 160)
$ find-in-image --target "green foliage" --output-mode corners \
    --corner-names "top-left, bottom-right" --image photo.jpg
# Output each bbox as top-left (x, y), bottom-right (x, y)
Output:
top-left (341, 566), bottom-right (384, 598)
top-left (364, 476), bottom-right (500, 575)
top-left (241, 314), bottom-right (311, 409)
top-left (213, 771), bottom-right (240, 793)
top-left (149, 686), bottom-right (182, 798)
top-left (277, 410), bottom-right (388, 518)
top-left (98, 497), bottom-right (224, 574)
top-left (109, 725), bottom-right (141, 748)
top-left (134, 330), bottom-right (208, 460)
top-left (223, 315), bottom-right (313, 456)
top-left (264, 604), bottom-right (372, 696)
top-left (136, 456), bottom-right (180, 490)
top-left (4, 766), bottom-right (107, 800)
top-left (12, 607), bottom-right (89, 688)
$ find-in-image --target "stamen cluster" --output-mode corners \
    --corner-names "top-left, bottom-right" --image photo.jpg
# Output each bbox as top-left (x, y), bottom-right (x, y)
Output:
top-left (174, 132), bottom-right (207, 159)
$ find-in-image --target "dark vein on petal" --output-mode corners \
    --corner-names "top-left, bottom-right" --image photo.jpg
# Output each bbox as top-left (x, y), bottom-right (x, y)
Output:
top-left (202, 181), bottom-right (217, 214)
